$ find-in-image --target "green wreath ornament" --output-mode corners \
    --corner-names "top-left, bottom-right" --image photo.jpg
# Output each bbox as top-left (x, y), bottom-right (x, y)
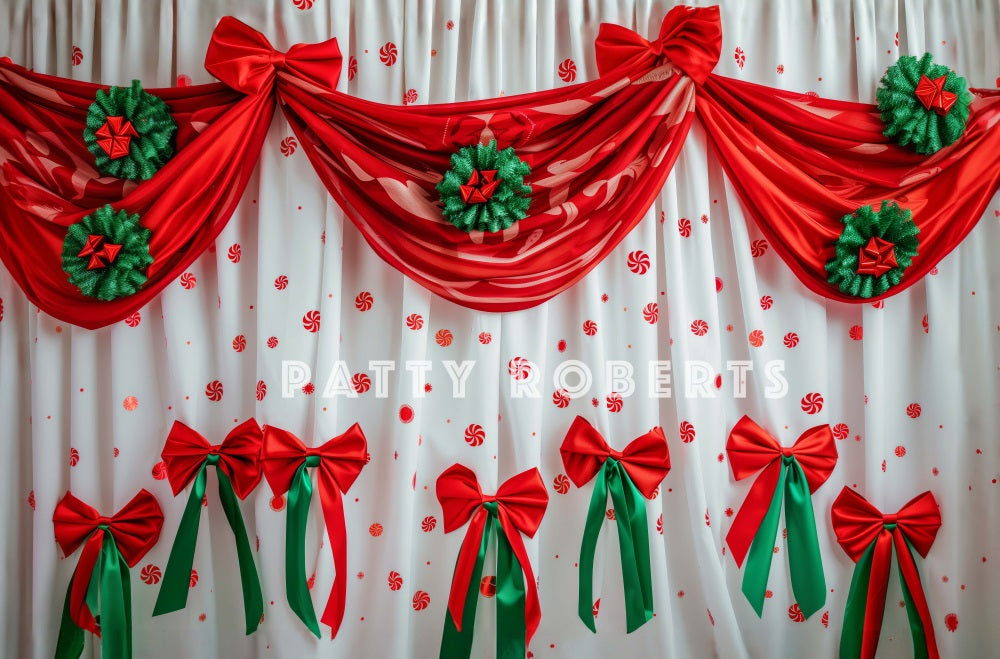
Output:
top-left (825, 201), bottom-right (919, 298)
top-left (62, 205), bottom-right (154, 300)
top-left (83, 80), bottom-right (177, 180)
top-left (876, 53), bottom-right (972, 155)
top-left (437, 140), bottom-right (532, 233)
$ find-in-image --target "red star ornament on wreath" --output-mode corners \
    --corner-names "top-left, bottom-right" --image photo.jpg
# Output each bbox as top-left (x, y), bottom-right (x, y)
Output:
top-left (914, 74), bottom-right (958, 116)
top-left (856, 236), bottom-right (898, 277)
top-left (94, 115), bottom-right (139, 159)
top-left (77, 234), bottom-right (123, 270)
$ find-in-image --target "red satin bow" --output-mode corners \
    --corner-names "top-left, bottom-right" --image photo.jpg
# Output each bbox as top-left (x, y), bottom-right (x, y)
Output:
top-left (161, 418), bottom-right (263, 499)
top-left (205, 16), bottom-right (343, 95)
top-left (832, 488), bottom-right (942, 659)
top-left (595, 5), bottom-right (722, 83)
top-left (52, 490), bottom-right (163, 634)
top-left (436, 464), bottom-right (548, 641)
top-left (726, 415), bottom-right (837, 567)
top-left (559, 415), bottom-right (670, 498)
top-left (261, 424), bottom-right (367, 635)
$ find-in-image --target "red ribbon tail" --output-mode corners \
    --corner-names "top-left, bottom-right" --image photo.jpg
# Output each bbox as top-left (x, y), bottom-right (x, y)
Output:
top-left (726, 461), bottom-right (781, 567)
top-left (499, 513), bottom-right (541, 645)
top-left (893, 531), bottom-right (940, 659)
top-left (448, 510), bottom-right (488, 631)
top-left (69, 530), bottom-right (104, 635)
top-left (861, 530), bottom-right (894, 659)
top-left (317, 475), bottom-right (347, 637)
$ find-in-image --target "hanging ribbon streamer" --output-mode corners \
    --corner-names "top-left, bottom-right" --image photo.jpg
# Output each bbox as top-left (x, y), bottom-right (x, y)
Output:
top-left (832, 487), bottom-right (942, 659)
top-left (260, 424), bottom-right (367, 638)
top-left (52, 490), bottom-right (163, 659)
top-left (436, 464), bottom-right (548, 659)
top-left (153, 419), bottom-right (264, 633)
top-left (558, 416), bottom-right (670, 633)
top-left (725, 416), bottom-right (836, 618)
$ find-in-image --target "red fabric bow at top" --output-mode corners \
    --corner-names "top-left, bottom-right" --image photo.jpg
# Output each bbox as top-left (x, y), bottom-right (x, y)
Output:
top-left (595, 5), bottom-right (721, 82)
top-left (436, 464), bottom-right (548, 644)
top-left (261, 424), bottom-right (367, 637)
top-left (560, 415), bottom-right (670, 497)
top-left (53, 490), bottom-right (163, 635)
top-left (832, 487), bottom-right (942, 659)
top-left (726, 416), bottom-right (837, 567)
top-left (205, 16), bottom-right (342, 95)
top-left (161, 418), bottom-right (262, 499)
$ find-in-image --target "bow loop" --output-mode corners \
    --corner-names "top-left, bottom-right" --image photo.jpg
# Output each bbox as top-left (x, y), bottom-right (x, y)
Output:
top-left (437, 464), bottom-right (488, 533)
top-left (53, 490), bottom-right (163, 567)
top-left (315, 423), bottom-right (368, 493)
top-left (162, 419), bottom-right (263, 499)
top-left (493, 467), bottom-right (549, 538)
top-left (559, 416), bottom-right (670, 499)
top-left (595, 5), bottom-right (721, 83)
top-left (205, 16), bottom-right (342, 95)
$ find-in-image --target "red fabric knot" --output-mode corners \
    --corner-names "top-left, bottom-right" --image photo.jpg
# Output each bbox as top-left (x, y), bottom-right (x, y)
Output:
top-left (856, 236), bottom-right (898, 277)
top-left (205, 16), bottom-right (343, 95)
top-left (94, 116), bottom-right (138, 159)
top-left (781, 446), bottom-right (795, 458)
top-left (607, 447), bottom-right (624, 461)
top-left (594, 5), bottom-right (721, 83)
top-left (269, 51), bottom-right (287, 71)
top-left (481, 494), bottom-right (497, 503)
top-left (883, 513), bottom-right (898, 526)
top-left (95, 516), bottom-right (113, 527)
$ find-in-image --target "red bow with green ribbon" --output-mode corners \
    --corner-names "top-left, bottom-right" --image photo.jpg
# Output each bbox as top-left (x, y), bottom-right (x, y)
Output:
top-left (559, 415), bottom-right (670, 633)
top-left (261, 423), bottom-right (367, 638)
top-left (436, 464), bottom-right (548, 659)
top-left (726, 416), bottom-right (837, 618)
top-left (153, 419), bottom-right (264, 633)
top-left (53, 490), bottom-right (163, 659)
top-left (832, 487), bottom-right (941, 659)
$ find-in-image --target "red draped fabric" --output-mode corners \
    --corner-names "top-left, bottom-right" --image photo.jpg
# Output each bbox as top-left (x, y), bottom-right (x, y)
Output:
top-left (1, 6), bottom-right (999, 326)
top-left (0, 62), bottom-right (272, 328)
top-left (696, 75), bottom-right (1000, 302)
top-left (271, 6), bottom-right (720, 311)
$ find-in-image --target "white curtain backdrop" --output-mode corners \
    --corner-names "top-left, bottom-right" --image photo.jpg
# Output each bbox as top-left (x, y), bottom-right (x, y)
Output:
top-left (1, 1), bottom-right (998, 657)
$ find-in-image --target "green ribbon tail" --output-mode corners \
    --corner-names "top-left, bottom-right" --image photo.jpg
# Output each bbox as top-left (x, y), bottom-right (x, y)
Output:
top-left (897, 539), bottom-right (931, 659)
top-left (215, 467), bottom-right (264, 634)
top-left (577, 463), bottom-right (610, 632)
top-left (784, 458), bottom-right (826, 618)
top-left (840, 541), bottom-right (876, 659)
top-left (153, 464), bottom-right (208, 617)
top-left (607, 462), bottom-right (654, 632)
top-left (741, 465), bottom-right (787, 616)
top-left (286, 462), bottom-right (321, 638)
top-left (54, 567), bottom-right (86, 659)
top-left (495, 524), bottom-right (527, 659)
top-left (98, 534), bottom-right (131, 659)
top-left (440, 513), bottom-right (492, 659)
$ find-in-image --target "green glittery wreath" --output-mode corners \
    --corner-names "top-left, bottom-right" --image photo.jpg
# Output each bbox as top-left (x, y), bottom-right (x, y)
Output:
top-left (825, 201), bottom-right (919, 298)
top-left (83, 80), bottom-right (177, 180)
top-left (876, 53), bottom-right (972, 155)
top-left (436, 140), bottom-right (531, 233)
top-left (62, 205), bottom-right (154, 300)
